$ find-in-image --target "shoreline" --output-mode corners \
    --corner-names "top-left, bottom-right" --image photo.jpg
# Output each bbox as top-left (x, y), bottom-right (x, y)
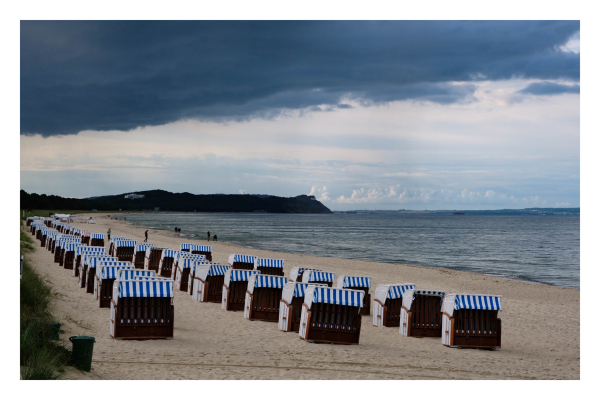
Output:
top-left (25, 213), bottom-right (579, 379)
top-left (119, 212), bottom-right (578, 291)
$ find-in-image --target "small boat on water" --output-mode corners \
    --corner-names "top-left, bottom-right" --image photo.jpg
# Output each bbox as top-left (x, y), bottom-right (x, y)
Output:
top-left (453, 212), bottom-right (465, 215)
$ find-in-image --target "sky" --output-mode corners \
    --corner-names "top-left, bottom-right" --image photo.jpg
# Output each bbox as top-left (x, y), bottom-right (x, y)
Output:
top-left (20, 21), bottom-right (580, 211)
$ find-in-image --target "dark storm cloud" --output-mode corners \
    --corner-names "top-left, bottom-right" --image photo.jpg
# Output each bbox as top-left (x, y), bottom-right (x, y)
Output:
top-left (517, 81), bottom-right (580, 96)
top-left (20, 21), bottom-right (580, 136)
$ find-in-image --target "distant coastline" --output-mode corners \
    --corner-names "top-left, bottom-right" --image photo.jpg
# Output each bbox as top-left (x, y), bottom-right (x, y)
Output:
top-left (333, 207), bottom-right (580, 216)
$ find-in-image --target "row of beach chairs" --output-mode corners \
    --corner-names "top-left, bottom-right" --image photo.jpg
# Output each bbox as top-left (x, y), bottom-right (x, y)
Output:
top-left (27, 217), bottom-right (502, 348)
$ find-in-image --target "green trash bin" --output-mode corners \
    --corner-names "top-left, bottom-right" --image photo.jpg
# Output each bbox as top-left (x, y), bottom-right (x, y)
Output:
top-left (69, 336), bottom-right (95, 372)
top-left (48, 322), bottom-right (61, 340)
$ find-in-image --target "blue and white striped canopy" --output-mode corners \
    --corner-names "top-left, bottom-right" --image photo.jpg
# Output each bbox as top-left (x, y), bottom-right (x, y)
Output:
top-left (454, 294), bottom-right (502, 311)
top-left (77, 246), bottom-right (105, 255)
top-left (101, 265), bottom-right (134, 279)
top-left (312, 287), bottom-right (364, 307)
top-left (180, 258), bottom-right (196, 269)
top-left (208, 265), bottom-right (230, 276)
top-left (232, 254), bottom-right (257, 263)
top-left (193, 261), bottom-right (219, 272)
top-left (135, 243), bottom-right (154, 252)
top-left (99, 261), bottom-right (131, 268)
top-left (91, 233), bottom-right (104, 239)
top-left (118, 270), bottom-right (155, 280)
top-left (115, 240), bottom-right (137, 248)
top-left (190, 245), bottom-right (211, 252)
top-left (117, 280), bottom-right (173, 298)
top-left (63, 243), bottom-right (85, 251)
top-left (255, 258), bottom-right (284, 268)
top-left (387, 284), bottom-right (415, 300)
top-left (73, 228), bottom-right (81, 234)
top-left (293, 283), bottom-right (310, 298)
top-left (229, 270), bottom-right (260, 282)
top-left (343, 276), bottom-right (371, 288)
top-left (180, 243), bottom-right (192, 250)
top-left (309, 271), bottom-right (335, 283)
top-left (110, 236), bottom-right (126, 243)
top-left (87, 256), bottom-right (118, 267)
top-left (254, 275), bottom-right (288, 289)
top-left (161, 249), bottom-right (177, 259)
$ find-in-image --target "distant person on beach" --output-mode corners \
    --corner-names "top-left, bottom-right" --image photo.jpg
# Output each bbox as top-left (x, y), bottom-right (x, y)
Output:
top-left (213, 234), bottom-right (217, 241)
top-left (207, 231), bottom-right (210, 241)
top-left (107, 228), bottom-right (111, 241)
top-left (144, 230), bottom-right (148, 242)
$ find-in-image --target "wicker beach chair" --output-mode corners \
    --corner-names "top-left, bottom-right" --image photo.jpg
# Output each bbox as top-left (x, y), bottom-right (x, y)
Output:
top-left (441, 294), bottom-right (502, 349)
top-left (94, 262), bottom-right (134, 308)
top-left (144, 247), bottom-right (166, 272)
top-left (90, 233), bottom-right (104, 247)
top-left (222, 269), bottom-right (260, 311)
top-left (74, 248), bottom-right (105, 277)
top-left (399, 289), bottom-right (446, 338)
top-left (191, 264), bottom-right (230, 302)
top-left (108, 236), bottom-right (127, 255)
top-left (228, 254), bottom-right (257, 270)
top-left (278, 282), bottom-right (326, 332)
top-left (244, 275), bottom-right (289, 322)
top-left (187, 262), bottom-right (220, 295)
top-left (337, 275), bottom-right (372, 316)
top-left (113, 240), bottom-right (138, 262)
top-left (157, 249), bottom-right (177, 278)
top-left (80, 255), bottom-right (117, 290)
top-left (174, 255), bottom-right (205, 290)
top-left (253, 258), bottom-right (285, 277)
top-left (302, 271), bottom-right (336, 287)
top-left (373, 283), bottom-right (416, 328)
top-left (133, 244), bottom-right (154, 269)
top-left (299, 286), bottom-right (364, 345)
top-left (110, 278), bottom-right (175, 340)
top-left (180, 243), bottom-right (192, 252)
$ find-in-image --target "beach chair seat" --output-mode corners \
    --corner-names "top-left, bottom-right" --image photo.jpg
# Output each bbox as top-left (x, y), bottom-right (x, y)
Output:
top-left (110, 279), bottom-right (174, 340)
top-left (192, 264), bottom-right (230, 302)
top-left (441, 294), bottom-right (502, 349)
top-left (222, 269), bottom-right (260, 311)
top-left (337, 275), bottom-right (372, 316)
top-left (133, 244), bottom-right (154, 269)
top-left (228, 254), bottom-right (257, 270)
top-left (299, 286), bottom-right (364, 345)
top-left (373, 283), bottom-right (415, 327)
top-left (244, 275), bottom-right (289, 322)
top-left (302, 271), bottom-right (335, 288)
top-left (113, 240), bottom-right (137, 262)
top-left (400, 289), bottom-right (446, 338)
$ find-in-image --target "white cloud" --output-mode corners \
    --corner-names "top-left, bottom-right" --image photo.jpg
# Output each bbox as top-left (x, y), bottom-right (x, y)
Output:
top-left (485, 190), bottom-right (496, 198)
top-left (309, 186), bottom-right (330, 202)
top-left (555, 202), bottom-right (571, 207)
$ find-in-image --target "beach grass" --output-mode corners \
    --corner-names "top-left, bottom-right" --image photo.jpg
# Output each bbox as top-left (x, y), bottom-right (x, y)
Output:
top-left (20, 223), bottom-right (72, 380)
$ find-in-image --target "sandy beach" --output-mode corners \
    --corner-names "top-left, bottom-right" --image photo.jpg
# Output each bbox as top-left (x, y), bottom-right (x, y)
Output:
top-left (24, 214), bottom-right (580, 380)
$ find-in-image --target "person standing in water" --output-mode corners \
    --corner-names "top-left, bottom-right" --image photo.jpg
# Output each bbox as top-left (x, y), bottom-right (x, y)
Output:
top-left (207, 231), bottom-right (210, 241)
top-left (144, 230), bottom-right (148, 242)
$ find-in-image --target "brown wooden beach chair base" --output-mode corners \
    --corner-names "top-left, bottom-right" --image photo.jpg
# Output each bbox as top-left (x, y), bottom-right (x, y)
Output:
top-left (90, 238), bottom-right (104, 247)
top-left (79, 265), bottom-right (88, 288)
top-left (402, 295), bottom-right (442, 338)
top-left (443, 310), bottom-right (501, 349)
top-left (98, 279), bottom-right (116, 308)
top-left (134, 253), bottom-right (145, 269)
top-left (302, 304), bottom-right (362, 345)
top-left (177, 268), bottom-right (191, 292)
top-left (146, 250), bottom-right (163, 272)
top-left (86, 267), bottom-right (96, 294)
top-left (199, 275), bottom-right (225, 302)
top-left (224, 281), bottom-right (248, 311)
top-left (159, 258), bottom-right (174, 278)
top-left (375, 298), bottom-right (402, 327)
top-left (82, 236), bottom-right (90, 245)
top-left (248, 287), bottom-right (283, 322)
top-left (63, 251), bottom-right (75, 270)
top-left (111, 298), bottom-right (174, 340)
top-left (40, 236), bottom-right (46, 247)
top-left (116, 248), bottom-right (135, 262)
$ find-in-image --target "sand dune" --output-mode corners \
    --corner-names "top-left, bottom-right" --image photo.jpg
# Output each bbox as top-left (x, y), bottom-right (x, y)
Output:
top-left (25, 214), bottom-right (579, 379)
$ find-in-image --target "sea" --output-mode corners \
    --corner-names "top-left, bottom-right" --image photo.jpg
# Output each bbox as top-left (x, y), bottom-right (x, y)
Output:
top-left (125, 213), bottom-right (580, 289)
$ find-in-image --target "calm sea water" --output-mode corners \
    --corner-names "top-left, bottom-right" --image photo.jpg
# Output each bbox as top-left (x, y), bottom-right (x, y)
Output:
top-left (126, 213), bottom-right (580, 289)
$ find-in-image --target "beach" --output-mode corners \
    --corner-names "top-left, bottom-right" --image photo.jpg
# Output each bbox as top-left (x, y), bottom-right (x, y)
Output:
top-left (25, 214), bottom-right (580, 380)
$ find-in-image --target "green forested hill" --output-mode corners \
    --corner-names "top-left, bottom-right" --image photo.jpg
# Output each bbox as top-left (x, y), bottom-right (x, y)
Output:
top-left (20, 189), bottom-right (332, 214)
